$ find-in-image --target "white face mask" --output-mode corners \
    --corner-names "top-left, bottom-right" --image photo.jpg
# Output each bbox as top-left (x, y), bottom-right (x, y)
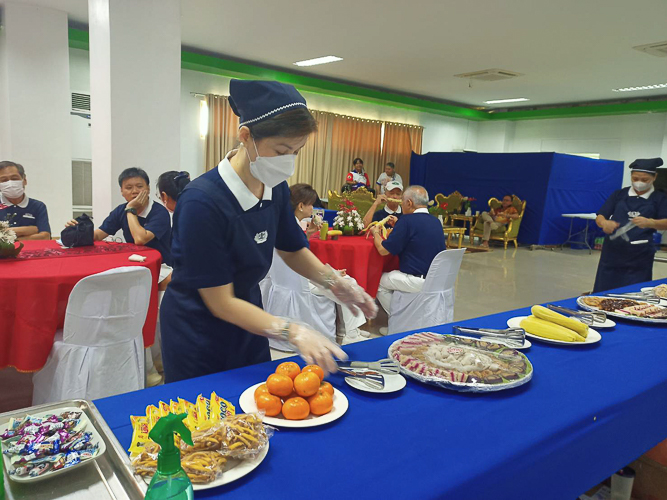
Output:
top-left (0, 180), bottom-right (25, 199)
top-left (632, 181), bottom-right (652, 193)
top-left (248, 138), bottom-right (296, 188)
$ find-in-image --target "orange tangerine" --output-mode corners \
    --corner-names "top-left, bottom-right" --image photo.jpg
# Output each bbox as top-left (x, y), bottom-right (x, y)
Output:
top-left (294, 372), bottom-right (320, 398)
top-left (254, 383), bottom-right (270, 401)
top-left (319, 381), bottom-right (334, 397)
top-left (282, 397), bottom-right (310, 420)
top-left (275, 361), bottom-right (301, 381)
top-left (255, 393), bottom-right (282, 417)
top-left (307, 390), bottom-right (333, 416)
top-left (266, 373), bottom-right (294, 398)
top-left (302, 365), bottom-right (325, 382)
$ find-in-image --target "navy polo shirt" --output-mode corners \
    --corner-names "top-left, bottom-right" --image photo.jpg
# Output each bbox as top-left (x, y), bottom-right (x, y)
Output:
top-left (99, 200), bottom-right (172, 265)
top-left (0, 195), bottom-right (51, 234)
top-left (382, 209), bottom-right (446, 277)
top-left (372, 206), bottom-right (402, 223)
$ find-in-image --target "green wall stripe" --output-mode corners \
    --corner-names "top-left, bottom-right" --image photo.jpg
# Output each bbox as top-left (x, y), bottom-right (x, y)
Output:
top-left (68, 28), bottom-right (667, 122)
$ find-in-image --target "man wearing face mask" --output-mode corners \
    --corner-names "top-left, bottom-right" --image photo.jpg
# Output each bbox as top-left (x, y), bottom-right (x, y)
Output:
top-left (0, 161), bottom-right (51, 240)
top-left (159, 80), bottom-right (377, 383)
top-left (593, 158), bottom-right (667, 293)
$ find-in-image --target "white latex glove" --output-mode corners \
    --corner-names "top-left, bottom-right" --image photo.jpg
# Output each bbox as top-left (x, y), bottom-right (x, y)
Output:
top-left (323, 265), bottom-right (378, 319)
top-left (267, 319), bottom-right (347, 375)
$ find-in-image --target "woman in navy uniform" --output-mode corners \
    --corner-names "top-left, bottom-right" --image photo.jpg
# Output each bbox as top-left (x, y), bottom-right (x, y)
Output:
top-left (593, 158), bottom-right (667, 293)
top-left (161, 80), bottom-right (377, 383)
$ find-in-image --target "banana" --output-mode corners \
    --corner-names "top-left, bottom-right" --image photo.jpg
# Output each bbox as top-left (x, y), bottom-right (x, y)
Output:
top-left (520, 316), bottom-right (586, 342)
top-left (531, 305), bottom-right (589, 338)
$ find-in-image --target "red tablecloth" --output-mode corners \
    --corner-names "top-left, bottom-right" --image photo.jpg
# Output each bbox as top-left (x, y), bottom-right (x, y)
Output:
top-left (309, 236), bottom-right (399, 297)
top-left (0, 241), bottom-right (162, 372)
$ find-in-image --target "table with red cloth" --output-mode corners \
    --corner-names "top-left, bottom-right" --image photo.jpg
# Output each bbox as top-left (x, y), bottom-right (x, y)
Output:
top-left (0, 240), bottom-right (162, 372)
top-left (309, 235), bottom-right (399, 297)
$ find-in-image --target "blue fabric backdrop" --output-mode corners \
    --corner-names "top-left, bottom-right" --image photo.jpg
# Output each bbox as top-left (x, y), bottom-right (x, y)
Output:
top-left (410, 152), bottom-right (623, 245)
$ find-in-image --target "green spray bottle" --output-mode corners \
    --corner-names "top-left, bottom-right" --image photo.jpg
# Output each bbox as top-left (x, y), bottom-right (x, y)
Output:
top-left (144, 413), bottom-right (194, 500)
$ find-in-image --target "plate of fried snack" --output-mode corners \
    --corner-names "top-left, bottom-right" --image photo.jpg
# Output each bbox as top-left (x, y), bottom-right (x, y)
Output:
top-left (128, 393), bottom-right (271, 489)
top-left (578, 296), bottom-right (667, 324)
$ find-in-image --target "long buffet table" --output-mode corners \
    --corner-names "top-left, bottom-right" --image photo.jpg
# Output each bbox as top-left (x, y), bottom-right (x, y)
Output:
top-left (94, 279), bottom-right (667, 500)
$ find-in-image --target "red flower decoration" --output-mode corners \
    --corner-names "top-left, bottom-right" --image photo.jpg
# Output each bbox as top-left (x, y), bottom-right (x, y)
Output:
top-left (439, 202), bottom-right (449, 210)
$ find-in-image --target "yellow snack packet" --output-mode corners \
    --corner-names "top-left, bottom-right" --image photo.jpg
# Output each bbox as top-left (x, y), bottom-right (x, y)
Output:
top-left (146, 405), bottom-right (161, 429)
top-left (158, 401), bottom-right (171, 417)
top-left (209, 392), bottom-right (235, 423)
top-left (179, 398), bottom-right (199, 430)
top-left (128, 416), bottom-right (150, 455)
top-left (169, 399), bottom-right (184, 415)
top-left (196, 394), bottom-right (211, 423)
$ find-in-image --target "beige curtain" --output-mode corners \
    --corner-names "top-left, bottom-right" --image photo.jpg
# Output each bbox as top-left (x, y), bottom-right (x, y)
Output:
top-left (327, 115), bottom-right (383, 194)
top-left (381, 122), bottom-right (423, 186)
top-left (204, 94), bottom-right (239, 171)
top-left (289, 110), bottom-right (334, 195)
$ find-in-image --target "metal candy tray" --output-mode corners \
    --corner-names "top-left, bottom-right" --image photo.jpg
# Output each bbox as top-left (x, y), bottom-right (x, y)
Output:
top-left (1, 399), bottom-right (146, 500)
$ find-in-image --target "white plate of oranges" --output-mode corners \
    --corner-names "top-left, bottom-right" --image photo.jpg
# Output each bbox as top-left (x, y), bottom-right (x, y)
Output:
top-left (238, 362), bottom-right (349, 428)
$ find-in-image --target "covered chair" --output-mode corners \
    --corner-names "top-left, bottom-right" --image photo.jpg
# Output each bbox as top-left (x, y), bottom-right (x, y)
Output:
top-left (471, 196), bottom-right (527, 249)
top-left (32, 266), bottom-right (151, 405)
top-left (262, 252), bottom-right (336, 352)
top-left (387, 248), bottom-right (465, 335)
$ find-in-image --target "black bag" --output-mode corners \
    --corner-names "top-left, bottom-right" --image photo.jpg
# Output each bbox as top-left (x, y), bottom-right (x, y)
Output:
top-left (60, 213), bottom-right (94, 247)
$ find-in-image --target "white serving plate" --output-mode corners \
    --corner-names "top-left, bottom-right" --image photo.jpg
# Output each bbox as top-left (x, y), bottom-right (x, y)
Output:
top-left (507, 317), bottom-right (601, 345)
top-left (344, 373), bottom-right (407, 393)
top-left (577, 296), bottom-right (667, 324)
top-left (1, 406), bottom-right (106, 483)
top-left (641, 287), bottom-right (667, 306)
top-left (239, 383), bottom-right (348, 428)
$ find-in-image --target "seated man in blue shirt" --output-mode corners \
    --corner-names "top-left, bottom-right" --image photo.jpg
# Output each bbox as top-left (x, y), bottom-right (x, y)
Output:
top-left (0, 161), bottom-right (51, 240)
top-left (66, 167), bottom-right (172, 265)
top-left (362, 180), bottom-right (403, 229)
top-left (369, 185), bottom-right (446, 326)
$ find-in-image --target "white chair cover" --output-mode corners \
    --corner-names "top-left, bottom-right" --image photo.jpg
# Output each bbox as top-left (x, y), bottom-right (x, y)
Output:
top-left (32, 266), bottom-right (152, 405)
top-left (262, 252), bottom-right (336, 351)
top-left (387, 248), bottom-right (465, 335)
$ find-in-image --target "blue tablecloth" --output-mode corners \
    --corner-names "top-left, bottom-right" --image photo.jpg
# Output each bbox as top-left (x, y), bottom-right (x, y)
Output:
top-left (95, 279), bottom-right (667, 500)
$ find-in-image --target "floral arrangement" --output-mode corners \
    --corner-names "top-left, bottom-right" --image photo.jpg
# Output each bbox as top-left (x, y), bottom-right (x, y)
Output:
top-left (462, 197), bottom-right (477, 213)
top-left (428, 200), bottom-right (449, 217)
top-left (333, 199), bottom-right (364, 235)
top-left (0, 220), bottom-right (17, 246)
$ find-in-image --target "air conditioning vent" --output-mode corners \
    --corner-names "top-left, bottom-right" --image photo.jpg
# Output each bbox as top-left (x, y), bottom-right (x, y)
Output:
top-left (454, 69), bottom-right (523, 81)
top-left (71, 92), bottom-right (90, 111)
top-left (633, 41), bottom-right (667, 57)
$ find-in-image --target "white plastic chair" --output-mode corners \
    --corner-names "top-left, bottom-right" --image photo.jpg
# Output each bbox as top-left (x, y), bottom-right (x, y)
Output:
top-left (387, 248), bottom-right (465, 335)
top-left (262, 252), bottom-right (336, 351)
top-left (32, 266), bottom-right (152, 404)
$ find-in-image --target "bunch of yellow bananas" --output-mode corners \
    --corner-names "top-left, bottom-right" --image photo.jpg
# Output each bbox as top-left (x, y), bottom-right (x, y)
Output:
top-left (520, 305), bottom-right (588, 342)
top-left (361, 215), bottom-right (393, 240)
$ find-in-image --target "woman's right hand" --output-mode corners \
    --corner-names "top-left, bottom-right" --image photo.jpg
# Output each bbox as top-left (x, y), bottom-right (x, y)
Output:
top-left (65, 219), bottom-right (78, 228)
top-left (602, 220), bottom-right (620, 235)
top-left (287, 322), bottom-right (347, 375)
top-left (305, 220), bottom-right (320, 239)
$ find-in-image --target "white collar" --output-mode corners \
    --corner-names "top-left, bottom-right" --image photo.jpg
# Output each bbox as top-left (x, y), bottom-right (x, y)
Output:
top-left (218, 150), bottom-right (272, 211)
top-left (414, 207), bottom-right (429, 214)
top-left (628, 185), bottom-right (654, 199)
top-left (384, 205), bottom-right (402, 215)
top-left (1, 193), bottom-right (29, 209)
top-left (138, 198), bottom-right (154, 218)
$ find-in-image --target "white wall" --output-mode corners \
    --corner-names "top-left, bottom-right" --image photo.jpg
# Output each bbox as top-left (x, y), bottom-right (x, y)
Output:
top-left (0, 2), bottom-right (72, 233)
top-left (478, 113), bottom-right (667, 186)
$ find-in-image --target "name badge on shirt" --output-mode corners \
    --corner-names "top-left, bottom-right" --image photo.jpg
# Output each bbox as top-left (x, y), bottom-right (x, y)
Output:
top-left (627, 211), bottom-right (641, 218)
top-left (23, 213), bottom-right (35, 219)
top-left (254, 231), bottom-right (268, 244)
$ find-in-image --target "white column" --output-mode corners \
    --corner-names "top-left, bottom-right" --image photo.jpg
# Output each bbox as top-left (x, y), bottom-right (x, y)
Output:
top-left (0, 2), bottom-right (72, 232)
top-left (88, 0), bottom-right (181, 219)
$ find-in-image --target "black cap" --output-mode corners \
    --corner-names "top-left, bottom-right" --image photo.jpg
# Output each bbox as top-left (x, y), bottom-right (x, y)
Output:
top-left (629, 157), bottom-right (663, 174)
top-left (229, 80), bottom-right (307, 128)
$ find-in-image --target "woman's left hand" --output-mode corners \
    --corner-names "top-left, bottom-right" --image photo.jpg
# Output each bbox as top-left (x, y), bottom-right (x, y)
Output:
top-left (632, 216), bottom-right (654, 229)
top-left (305, 221), bottom-right (320, 239)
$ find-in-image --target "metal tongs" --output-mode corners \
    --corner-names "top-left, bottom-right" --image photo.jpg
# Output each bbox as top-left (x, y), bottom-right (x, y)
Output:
top-left (452, 326), bottom-right (525, 349)
top-left (336, 358), bottom-right (400, 375)
top-left (609, 221), bottom-right (635, 242)
top-left (547, 304), bottom-right (606, 325)
top-left (606, 293), bottom-right (661, 305)
top-left (336, 367), bottom-right (385, 390)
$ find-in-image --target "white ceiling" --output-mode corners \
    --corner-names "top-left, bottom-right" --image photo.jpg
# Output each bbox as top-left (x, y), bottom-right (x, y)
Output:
top-left (14, 0), bottom-right (667, 108)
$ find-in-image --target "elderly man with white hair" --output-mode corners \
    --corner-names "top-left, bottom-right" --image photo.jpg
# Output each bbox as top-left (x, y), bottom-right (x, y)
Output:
top-left (369, 185), bottom-right (446, 330)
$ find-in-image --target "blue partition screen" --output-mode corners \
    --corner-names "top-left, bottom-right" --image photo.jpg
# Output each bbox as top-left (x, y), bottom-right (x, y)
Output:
top-left (410, 152), bottom-right (623, 245)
